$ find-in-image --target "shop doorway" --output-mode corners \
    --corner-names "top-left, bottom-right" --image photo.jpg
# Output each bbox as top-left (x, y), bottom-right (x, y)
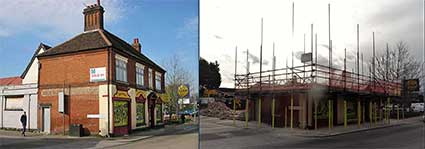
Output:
top-left (148, 93), bottom-right (157, 128)
top-left (42, 107), bottom-right (51, 134)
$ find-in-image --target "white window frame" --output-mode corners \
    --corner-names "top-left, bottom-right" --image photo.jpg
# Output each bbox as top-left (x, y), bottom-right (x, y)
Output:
top-left (155, 73), bottom-right (162, 90)
top-left (148, 68), bottom-right (153, 89)
top-left (136, 63), bottom-right (145, 86)
top-left (115, 54), bottom-right (128, 82)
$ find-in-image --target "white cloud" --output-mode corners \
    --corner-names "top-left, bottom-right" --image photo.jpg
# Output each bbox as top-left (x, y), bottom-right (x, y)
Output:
top-left (200, 0), bottom-right (424, 88)
top-left (0, 0), bottom-right (127, 38)
top-left (177, 16), bottom-right (199, 40)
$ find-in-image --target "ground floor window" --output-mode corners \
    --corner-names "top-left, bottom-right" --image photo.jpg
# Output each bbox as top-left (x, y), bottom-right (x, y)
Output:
top-left (156, 104), bottom-right (163, 123)
top-left (5, 96), bottom-right (24, 111)
top-left (114, 101), bottom-right (128, 127)
top-left (136, 103), bottom-right (145, 126)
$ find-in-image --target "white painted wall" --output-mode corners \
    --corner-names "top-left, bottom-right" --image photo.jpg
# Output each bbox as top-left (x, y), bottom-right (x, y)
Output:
top-left (22, 48), bottom-right (45, 84)
top-left (98, 84), bottom-right (109, 136)
top-left (129, 88), bottom-right (136, 130)
top-left (0, 87), bottom-right (38, 129)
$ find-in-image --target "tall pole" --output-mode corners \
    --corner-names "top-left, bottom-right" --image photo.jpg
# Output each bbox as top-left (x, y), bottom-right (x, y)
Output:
top-left (304, 33), bottom-right (306, 82)
top-left (290, 3), bottom-right (294, 129)
top-left (311, 24), bottom-right (314, 83)
top-left (328, 4), bottom-right (332, 88)
top-left (272, 42), bottom-right (276, 128)
top-left (357, 24), bottom-right (360, 92)
top-left (245, 49), bottom-right (249, 128)
top-left (373, 32), bottom-right (376, 91)
top-left (362, 53), bottom-right (364, 76)
top-left (258, 18), bottom-right (263, 128)
top-left (314, 32), bottom-right (318, 129)
top-left (292, 2), bottom-right (294, 38)
top-left (344, 48), bottom-right (347, 89)
top-left (291, 52), bottom-right (294, 129)
top-left (315, 33), bottom-right (318, 81)
top-left (311, 24), bottom-right (314, 57)
top-left (234, 46), bottom-right (237, 127)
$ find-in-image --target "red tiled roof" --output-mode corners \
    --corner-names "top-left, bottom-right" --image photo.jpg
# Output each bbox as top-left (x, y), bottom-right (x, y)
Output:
top-left (0, 76), bottom-right (22, 86)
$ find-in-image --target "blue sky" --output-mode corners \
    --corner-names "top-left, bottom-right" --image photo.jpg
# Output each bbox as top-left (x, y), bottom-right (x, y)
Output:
top-left (0, 0), bottom-right (198, 84)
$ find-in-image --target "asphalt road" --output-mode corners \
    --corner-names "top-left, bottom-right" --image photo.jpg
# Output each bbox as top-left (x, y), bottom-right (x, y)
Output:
top-left (0, 123), bottom-right (199, 149)
top-left (0, 137), bottom-right (102, 149)
top-left (109, 126), bottom-right (198, 149)
top-left (201, 117), bottom-right (425, 149)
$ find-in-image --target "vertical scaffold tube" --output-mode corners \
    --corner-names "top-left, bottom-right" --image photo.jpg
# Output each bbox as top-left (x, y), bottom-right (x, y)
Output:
top-left (328, 100), bottom-right (331, 130)
top-left (344, 100), bottom-right (347, 128)
top-left (291, 94), bottom-right (294, 129)
top-left (258, 98), bottom-right (262, 128)
top-left (245, 98), bottom-right (249, 128)
top-left (272, 98), bottom-right (275, 128)
top-left (357, 100), bottom-right (361, 128)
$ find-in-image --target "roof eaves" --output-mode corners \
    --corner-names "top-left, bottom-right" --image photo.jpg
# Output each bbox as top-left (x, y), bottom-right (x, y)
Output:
top-left (20, 43), bottom-right (51, 78)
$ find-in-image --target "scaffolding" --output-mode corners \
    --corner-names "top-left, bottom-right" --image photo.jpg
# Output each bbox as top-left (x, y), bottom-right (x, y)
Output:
top-left (235, 63), bottom-right (401, 96)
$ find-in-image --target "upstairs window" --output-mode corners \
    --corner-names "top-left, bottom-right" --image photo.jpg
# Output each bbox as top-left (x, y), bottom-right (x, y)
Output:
top-left (115, 55), bottom-right (128, 82)
top-left (136, 63), bottom-right (145, 86)
top-left (155, 73), bottom-right (162, 90)
top-left (148, 68), bottom-right (153, 89)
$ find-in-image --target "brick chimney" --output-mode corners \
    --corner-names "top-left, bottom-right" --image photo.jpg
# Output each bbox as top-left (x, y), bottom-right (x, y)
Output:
top-left (83, 0), bottom-right (104, 31)
top-left (132, 38), bottom-right (142, 52)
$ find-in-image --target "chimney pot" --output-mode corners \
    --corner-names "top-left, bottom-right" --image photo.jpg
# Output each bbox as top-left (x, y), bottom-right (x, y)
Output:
top-left (132, 38), bottom-right (141, 53)
top-left (83, 1), bottom-right (104, 31)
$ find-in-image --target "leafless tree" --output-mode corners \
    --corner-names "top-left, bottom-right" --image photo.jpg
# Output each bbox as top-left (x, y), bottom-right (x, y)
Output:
top-left (371, 41), bottom-right (423, 82)
top-left (163, 54), bottom-right (195, 119)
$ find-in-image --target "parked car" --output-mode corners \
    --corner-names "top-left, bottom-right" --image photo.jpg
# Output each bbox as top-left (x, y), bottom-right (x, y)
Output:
top-left (411, 103), bottom-right (424, 112)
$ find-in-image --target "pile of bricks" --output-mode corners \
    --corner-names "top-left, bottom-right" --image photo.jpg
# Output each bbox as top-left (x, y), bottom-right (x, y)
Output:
top-left (200, 101), bottom-right (244, 120)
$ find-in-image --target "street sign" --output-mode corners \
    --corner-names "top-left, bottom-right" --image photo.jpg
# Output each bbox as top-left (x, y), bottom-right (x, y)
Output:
top-left (301, 53), bottom-right (312, 63)
top-left (178, 84), bottom-right (189, 98)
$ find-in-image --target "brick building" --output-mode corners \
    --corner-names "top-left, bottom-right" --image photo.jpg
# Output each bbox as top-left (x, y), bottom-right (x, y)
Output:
top-left (37, 1), bottom-right (166, 136)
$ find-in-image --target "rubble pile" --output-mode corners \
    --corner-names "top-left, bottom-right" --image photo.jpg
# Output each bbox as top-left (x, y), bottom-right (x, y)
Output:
top-left (200, 101), bottom-right (245, 120)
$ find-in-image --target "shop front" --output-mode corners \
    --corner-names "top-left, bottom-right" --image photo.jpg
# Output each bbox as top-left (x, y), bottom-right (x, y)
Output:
top-left (112, 90), bottom-right (131, 136)
top-left (135, 91), bottom-right (146, 128)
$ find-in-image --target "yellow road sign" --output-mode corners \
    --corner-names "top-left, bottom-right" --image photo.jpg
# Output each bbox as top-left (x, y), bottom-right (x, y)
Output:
top-left (178, 84), bottom-right (189, 97)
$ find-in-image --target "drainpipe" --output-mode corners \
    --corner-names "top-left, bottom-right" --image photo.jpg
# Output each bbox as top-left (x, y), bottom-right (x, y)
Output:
top-left (1, 88), bottom-right (3, 128)
top-left (107, 47), bottom-right (111, 137)
top-left (28, 94), bottom-right (31, 131)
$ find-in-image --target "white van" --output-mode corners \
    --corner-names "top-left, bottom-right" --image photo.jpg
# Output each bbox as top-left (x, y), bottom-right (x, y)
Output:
top-left (411, 103), bottom-right (424, 112)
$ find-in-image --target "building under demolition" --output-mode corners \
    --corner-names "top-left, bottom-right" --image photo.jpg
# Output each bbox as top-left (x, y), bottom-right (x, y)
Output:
top-left (235, 62), bottom-right (401, 129)
top-left (233, 3), bottom-right (403, 130)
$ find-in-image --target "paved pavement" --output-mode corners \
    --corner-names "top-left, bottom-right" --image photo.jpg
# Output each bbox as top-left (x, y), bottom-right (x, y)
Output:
top-left (0, 121), bottom-right (198, 149)
top-left (200, 116), bottom-right (425, 149)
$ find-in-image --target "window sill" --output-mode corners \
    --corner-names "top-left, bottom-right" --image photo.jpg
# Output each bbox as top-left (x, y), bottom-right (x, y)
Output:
top-left (116, 80), bottom-right (129, 85)
top-left (4, 108), bottom-right (23, 111)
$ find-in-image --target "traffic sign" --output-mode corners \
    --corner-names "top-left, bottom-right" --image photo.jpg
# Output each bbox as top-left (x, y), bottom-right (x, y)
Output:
top-left (178, 84), bottom-right (190, 98)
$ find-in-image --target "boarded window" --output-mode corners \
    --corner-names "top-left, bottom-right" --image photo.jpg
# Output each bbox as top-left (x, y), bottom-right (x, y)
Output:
top-left (156, 104), bottom-right (162, 123)
top-left (5, 96), bottom-right (24, 110)
top-left (136, 103), bottom-right (145, 126)
top-left (113, 101), bottom-right (128, 127)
